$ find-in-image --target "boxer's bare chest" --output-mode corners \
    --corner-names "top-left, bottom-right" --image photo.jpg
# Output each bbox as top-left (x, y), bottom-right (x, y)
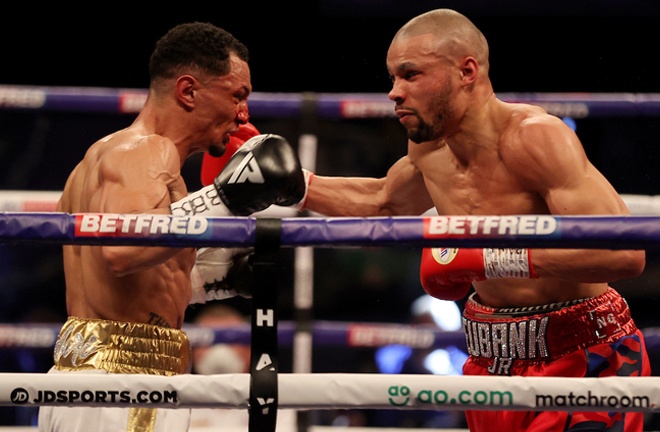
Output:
top-left (414, 144), bottom-right (548, 216)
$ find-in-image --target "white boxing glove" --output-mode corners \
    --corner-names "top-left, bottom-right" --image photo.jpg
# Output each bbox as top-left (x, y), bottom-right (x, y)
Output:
top-left (189, 247), bottom-right (253, 304)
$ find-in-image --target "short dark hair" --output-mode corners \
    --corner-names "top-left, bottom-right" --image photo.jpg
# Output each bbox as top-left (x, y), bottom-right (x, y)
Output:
top-left (149, 22), bottom-right (249, 80)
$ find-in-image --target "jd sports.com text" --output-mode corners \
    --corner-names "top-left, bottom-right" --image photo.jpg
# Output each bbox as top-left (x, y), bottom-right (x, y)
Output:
top-left (11, 387), bottom-right (177, 405)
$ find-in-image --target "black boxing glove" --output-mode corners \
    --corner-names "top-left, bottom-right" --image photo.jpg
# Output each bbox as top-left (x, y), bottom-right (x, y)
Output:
top-left (213, 134), bottom-right (305, 216)
top-left (170, 134), bottom-right (304, 217)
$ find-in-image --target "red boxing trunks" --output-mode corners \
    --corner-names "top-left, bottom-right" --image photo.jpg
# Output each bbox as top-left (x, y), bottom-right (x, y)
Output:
top-left (462, 287), bottom-right (650, 432)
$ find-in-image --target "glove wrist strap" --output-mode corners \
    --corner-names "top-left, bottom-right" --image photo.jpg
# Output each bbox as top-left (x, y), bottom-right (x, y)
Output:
top-left (292, 169), bottom-right (314, 211)
top-left (483, 248), bottom-right (536, 279)
top-left (170, 185), bottom-right (233, 216)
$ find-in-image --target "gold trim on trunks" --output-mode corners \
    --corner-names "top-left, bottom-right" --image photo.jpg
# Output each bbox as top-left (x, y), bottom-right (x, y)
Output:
top-left (52, 316), bottom-right (191, 432)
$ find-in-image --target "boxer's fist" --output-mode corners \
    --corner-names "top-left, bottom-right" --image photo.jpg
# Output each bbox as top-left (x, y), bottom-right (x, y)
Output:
top-left (190, 247), bottom-right (253, 304)
top-left (420, 248), bottom-right (537, 301)
top-left (201, 123), bottom-right (261, 186)
top-left (213, 134), bottom-right (305, 215)
top-left (170, 133), bottom-right (305, 217)
top-left (420, 248), bottom-right (476, 300)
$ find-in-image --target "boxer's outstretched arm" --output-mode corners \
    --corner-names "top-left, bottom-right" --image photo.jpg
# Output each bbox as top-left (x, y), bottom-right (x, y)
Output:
top-left (304, 155), bottom-right (433, 216)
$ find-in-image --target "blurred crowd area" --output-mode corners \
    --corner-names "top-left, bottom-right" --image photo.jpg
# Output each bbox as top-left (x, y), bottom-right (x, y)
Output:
top-left (1, 108), bottom-right (660, 428)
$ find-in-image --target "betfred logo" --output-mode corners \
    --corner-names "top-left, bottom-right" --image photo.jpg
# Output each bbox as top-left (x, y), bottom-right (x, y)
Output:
top-left (74, 213), bottom-right (209, 237)
top-left (423, 215), bottom-right (557, 237)
top-left (347, 324), bottom-right (434, 348)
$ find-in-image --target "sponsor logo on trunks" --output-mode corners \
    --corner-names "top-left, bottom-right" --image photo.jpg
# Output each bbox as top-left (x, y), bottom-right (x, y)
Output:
top-left (53, 326), bottom-right (99, 367)
top-left (73, 213), bottom-right (209, 237)
top-left (423, 215), bottom-right (557, 238)
top-left (463, 316), bottom-right (549, 376)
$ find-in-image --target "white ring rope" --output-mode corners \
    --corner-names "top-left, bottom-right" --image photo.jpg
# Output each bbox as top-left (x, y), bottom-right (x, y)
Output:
top-left (0, 372), bottom-right (657, 413)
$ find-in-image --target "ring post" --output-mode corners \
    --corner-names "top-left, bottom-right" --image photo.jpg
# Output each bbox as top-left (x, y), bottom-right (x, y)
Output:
top-left (249, 218), bottom-right (282, 432)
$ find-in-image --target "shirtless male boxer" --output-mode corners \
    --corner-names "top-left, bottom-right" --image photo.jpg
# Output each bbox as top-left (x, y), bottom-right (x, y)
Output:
top-left (39, 22), bottom-right (305, 432)
top-left (293, 9), bottom-right (650, 432)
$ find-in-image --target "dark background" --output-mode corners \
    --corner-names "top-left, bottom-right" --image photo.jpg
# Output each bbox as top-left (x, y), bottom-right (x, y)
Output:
top-left (1, 1), bottom-right (660, 93)
top-left (2, 2), bottom-right (660, 427)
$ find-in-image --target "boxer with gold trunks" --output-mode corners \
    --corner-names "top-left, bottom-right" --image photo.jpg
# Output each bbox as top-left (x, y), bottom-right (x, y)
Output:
top-left (41, 21), bottom-right (305, 432)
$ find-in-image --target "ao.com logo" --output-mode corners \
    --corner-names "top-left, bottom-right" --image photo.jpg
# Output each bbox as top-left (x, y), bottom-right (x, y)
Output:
top-left (388, 385), bottom-right (514, 407)
top-left (389, 385), bottom-right (460, 406)
top-left (11, 388), bottom-right (29, 404)
top-left (389, 385), bottom-right (413, 406)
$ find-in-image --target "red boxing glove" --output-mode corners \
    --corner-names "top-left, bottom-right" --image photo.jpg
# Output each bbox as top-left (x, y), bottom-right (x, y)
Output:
top-left (420, 248), bottom-right (538, 301)
top-left (200, 122), bottom-right (261, 186)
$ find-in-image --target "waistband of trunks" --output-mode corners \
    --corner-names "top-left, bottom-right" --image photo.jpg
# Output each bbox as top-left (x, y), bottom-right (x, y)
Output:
top-left (463, 287), bottom-right (637, 365)
top-left (53, 316), bottom-right (190, 375)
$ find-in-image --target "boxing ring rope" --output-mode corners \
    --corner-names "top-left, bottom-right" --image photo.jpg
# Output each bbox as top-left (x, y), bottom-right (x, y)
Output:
top-left (3, 84), bottom-right (660, 118)
top-left (4, 87), bottom-right (660, 214)
top-left (3, 87), bottom-right (660, 428)
top-left (0, 372), bottom-right (659, 413)
top-left (0, 322), bottom-right (462, 351)
top-left (3, 212), bottom-right (660, 249)
top-left (0, 213), bottom-right (659, 415)
top-left (3, 320), bottom-right (660, 356)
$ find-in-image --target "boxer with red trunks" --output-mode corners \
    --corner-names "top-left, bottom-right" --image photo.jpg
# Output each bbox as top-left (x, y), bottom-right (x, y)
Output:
top-left (461, 286), bottom-right (649, 431)
top-left (293, 8), bottom-right (650, 432)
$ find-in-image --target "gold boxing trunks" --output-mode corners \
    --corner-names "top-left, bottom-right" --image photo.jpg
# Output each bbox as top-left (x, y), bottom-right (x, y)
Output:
top-left (51, 316), bottom-right (191, 431)
top-left (53, 316), bottom-right (190, 374)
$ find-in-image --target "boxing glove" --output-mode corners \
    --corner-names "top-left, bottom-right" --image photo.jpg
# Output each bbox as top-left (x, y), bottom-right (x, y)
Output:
top-left (170, 134), bottom-right (305, 216)
top-left (420, 248), bottom-right (538, 301)
top-left (213, 134), bottom-right (305, 215)
top-left (200, 122), bottom-right (261, 187)
top-left (189, 247), bottom-right (253, 304)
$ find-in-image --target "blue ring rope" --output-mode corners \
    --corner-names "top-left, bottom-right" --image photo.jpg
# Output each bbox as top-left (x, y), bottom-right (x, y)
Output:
top-left (0, 212), bottom-right (658, 249)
